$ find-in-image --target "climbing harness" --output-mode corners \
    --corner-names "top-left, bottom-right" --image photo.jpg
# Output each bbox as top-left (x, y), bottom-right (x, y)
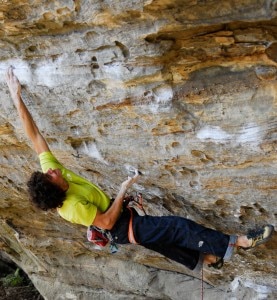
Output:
top-left (127, 206), bottom-right (137, 244)
top-left (87, 193), bottom-right (146, 252)
top-left (126, 193), bottom-right (146, 244)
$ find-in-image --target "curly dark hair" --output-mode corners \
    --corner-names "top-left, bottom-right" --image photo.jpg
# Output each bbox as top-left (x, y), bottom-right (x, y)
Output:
top-left (27, 171), bottom-right (66, 211)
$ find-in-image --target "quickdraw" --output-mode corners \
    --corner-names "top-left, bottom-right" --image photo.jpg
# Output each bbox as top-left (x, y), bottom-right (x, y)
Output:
top-left (87, 225), bottom-right (118, 253)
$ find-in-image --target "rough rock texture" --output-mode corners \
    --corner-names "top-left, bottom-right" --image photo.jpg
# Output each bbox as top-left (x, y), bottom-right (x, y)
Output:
top-left (0, 0), bottom-right (276, 299)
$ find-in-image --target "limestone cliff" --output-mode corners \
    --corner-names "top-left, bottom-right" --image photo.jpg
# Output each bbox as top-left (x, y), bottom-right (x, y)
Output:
top-left (0, 1), bottom-right (276, 299)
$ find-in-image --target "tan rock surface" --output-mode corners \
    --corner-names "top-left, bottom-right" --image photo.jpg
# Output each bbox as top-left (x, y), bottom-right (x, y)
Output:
top-left (0, 1), bottom-right (276, 299)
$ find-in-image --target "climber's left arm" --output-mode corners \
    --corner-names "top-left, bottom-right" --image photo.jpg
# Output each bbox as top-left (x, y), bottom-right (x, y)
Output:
top-left (5, 66), bottom-right (50, 155)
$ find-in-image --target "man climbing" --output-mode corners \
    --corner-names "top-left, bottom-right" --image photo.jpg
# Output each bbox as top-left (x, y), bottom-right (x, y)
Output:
top-left (5, 66), bottom-right (274, 271)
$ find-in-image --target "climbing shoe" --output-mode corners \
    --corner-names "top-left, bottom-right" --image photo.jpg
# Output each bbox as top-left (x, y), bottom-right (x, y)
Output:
top-left (208, 257), bottom-right (224, 269)
top-left (242, 224), bottom-right (274, 250)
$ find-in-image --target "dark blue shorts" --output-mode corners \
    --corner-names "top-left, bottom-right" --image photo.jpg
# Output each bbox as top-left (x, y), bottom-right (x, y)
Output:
top-left (110, 208), bottom-right (235, 270)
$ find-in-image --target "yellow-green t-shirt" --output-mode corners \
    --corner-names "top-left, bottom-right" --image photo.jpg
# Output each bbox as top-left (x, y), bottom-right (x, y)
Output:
top-left (39, 151), bottom-right (110, 227)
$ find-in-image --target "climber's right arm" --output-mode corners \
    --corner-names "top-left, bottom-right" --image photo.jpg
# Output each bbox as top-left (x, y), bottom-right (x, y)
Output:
top-left (5, 66), bottom-right (50, 155)
top-left (93, 171), bottom-right (140, 230)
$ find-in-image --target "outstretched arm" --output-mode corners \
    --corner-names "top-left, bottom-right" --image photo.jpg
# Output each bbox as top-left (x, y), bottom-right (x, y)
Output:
top-left (5, 66), bottom-right (49, 155)
top-left (93, 171), bottom-right (140, 230)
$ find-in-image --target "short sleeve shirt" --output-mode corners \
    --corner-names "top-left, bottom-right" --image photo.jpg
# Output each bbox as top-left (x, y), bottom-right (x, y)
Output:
top-left (39, 151), bottom-right (110, 227)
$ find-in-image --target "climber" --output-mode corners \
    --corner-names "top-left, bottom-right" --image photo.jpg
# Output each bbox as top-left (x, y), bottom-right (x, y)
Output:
top-left (5, 66), bottom-right (274, 271)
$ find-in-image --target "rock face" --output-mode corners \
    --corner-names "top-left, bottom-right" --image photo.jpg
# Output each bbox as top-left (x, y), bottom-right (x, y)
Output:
top-left (0, 1), bottom-right (276, 299)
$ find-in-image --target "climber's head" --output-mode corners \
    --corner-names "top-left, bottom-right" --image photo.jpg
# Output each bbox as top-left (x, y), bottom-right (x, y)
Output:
top-left (27, 170), bottom-right (67, 210)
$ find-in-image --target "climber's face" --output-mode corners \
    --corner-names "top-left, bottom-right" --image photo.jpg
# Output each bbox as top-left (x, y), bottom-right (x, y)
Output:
top-left (46, 168), bottom-right (68, 191)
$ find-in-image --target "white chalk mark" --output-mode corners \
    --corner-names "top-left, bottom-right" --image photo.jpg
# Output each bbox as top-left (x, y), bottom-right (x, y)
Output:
top-left (197, 123), bottom-right (264, 146)
top-left (196, 125), bottom-right (232, 142)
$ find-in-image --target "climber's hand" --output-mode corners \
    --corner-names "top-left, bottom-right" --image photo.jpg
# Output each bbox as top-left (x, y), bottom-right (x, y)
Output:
top-left (5, 66), bottom-right (22, 102)
top-left (121, 169), bottom-right (140, 191)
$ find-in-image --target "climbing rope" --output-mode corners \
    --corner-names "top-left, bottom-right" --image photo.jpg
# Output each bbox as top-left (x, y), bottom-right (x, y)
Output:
top-left (201, 264), bottom-right (204, 300)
